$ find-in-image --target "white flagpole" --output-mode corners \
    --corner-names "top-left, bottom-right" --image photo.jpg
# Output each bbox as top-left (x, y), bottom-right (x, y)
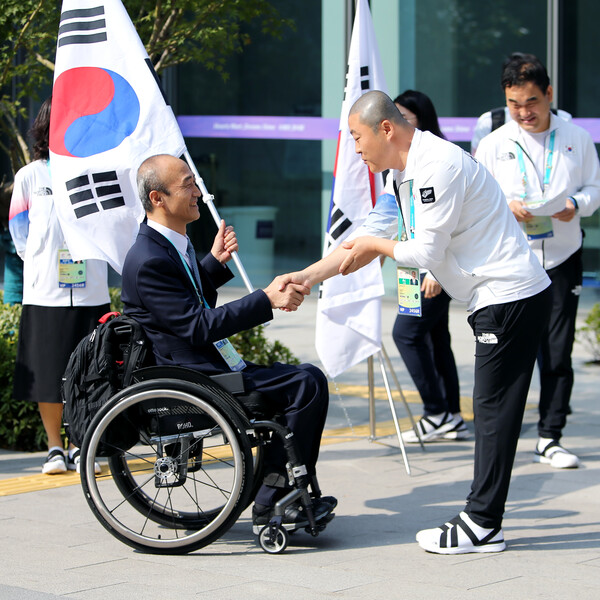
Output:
top-left (183, 150), bottom-right (255, 293)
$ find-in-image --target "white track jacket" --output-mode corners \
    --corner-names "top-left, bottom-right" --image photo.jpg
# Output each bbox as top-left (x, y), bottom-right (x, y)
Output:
top-left (355, 129), bottom-right (550, 312)
top-left (475, 114), bottom-right (600, 270)
top-left (9, 159), bottom-right (109, 306)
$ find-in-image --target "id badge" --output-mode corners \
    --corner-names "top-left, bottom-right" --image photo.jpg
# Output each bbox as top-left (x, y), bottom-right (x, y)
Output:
top-left (523, 216), bottom-right (554, 240)
top-left (214, 338), bottom-right (246, 372)
top-left (397, 266), bottom-right (422, 317)
top-left (58, 249), bottom-right (86, 288)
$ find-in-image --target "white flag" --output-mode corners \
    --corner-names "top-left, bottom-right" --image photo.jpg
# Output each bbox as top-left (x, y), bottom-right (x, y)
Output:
top-left (49, 0), bottom-right (186, 273)
top-left (315, 0), bottom-right (387, 378)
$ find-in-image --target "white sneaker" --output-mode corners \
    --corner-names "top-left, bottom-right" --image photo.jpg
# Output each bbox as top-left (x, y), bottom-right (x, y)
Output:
top-left (534, 438), bottom-right (580, 469)
top-left (416, 512), bottom-right (506, 555)
top-left (402, 412), bottom-right (456, 443)
top-left (67, 449), bottom-right (101, 475)
top-left (441, 414), bottom-right (470, 440)
top-left (42, 449), bottom-right (67, 475)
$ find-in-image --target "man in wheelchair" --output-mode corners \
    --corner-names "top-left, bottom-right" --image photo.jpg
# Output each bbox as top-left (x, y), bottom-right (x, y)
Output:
top-left (121, 154), bottom-right (336, 536)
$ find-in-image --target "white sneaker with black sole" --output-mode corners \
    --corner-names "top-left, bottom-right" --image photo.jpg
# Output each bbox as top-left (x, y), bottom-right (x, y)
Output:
top-left (42, 448), bottom-right (67, 475)
top-left (534, 438), bottom-right (580, 469)
top-left (403, 412), bottom-right (467, 443)
top-left (416, 512), bottom-right (506, 554)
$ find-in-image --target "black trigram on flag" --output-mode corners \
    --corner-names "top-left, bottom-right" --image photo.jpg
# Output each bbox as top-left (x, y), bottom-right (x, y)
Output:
top-left (66, 171), bottom-right (125, 219)
top-left (359, 66), bottom-right (370, 90)
top-left (325, 203), bottom-right (352, 250)
top-left (343, 65), bottom-right (371, 101)
top-left (58, 5), bottom-right (107, 47)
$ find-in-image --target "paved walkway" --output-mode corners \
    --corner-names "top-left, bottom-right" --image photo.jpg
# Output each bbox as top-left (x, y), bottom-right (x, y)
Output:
top-left (1, 290), bottom-right (599, 599)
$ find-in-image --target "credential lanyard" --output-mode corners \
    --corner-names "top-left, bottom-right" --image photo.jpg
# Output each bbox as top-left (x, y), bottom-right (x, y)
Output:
top-left (392, 179), bottom-right (415, 241)
top-left (172, 243), bottom-right (246, 372)
top-left (515, 129), bottom-right (556, 199)
top-left (176, 248), bottom-right (205, 305)
top-left (392, 178), bottom-right (421, 317)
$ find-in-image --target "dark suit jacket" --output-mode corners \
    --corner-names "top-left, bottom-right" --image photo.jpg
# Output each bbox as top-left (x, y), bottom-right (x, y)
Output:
top-left (122, 222), bottom-right (273, 374)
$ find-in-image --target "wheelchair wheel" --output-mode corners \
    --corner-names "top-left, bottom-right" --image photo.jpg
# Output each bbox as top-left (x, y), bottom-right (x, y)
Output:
top-left (258, 524), bottom-right (289, 554)
top-left (80, 379), bottom-right (254, 554)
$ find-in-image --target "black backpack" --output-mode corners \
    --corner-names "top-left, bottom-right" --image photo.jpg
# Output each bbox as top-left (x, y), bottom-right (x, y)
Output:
top-left (61, 312), bottom-right (149, 453)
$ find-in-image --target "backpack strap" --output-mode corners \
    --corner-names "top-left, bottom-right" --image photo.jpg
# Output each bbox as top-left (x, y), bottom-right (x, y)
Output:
top-left (491, 107), bottom-right (505, 131)
top-left (123, 339), bottom-right (146, 386)
top-left (119, 319), bottom-right (148, 387)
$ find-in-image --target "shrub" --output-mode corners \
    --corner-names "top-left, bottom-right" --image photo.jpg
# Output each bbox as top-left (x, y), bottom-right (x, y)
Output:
top-left (109, 286), bottom-right (123, 313)
top-left (577, 302), bottom-right (600, 363)
top-left (230, 324), bottom-right (300, 366)
top-left (0, 292), bottom-right (46, 451)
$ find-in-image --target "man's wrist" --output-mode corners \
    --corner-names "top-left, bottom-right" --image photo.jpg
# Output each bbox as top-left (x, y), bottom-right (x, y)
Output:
top-left (568, 196), bottom-right (579, 212)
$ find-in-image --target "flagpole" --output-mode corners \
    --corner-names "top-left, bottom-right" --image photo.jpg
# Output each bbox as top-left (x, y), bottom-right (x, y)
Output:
top-left (183, 150), bottom-right (255, 293)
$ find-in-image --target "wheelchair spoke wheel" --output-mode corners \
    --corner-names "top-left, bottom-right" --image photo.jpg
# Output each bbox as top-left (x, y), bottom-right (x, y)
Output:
top-left (80, 380), bottom-right (253, 554)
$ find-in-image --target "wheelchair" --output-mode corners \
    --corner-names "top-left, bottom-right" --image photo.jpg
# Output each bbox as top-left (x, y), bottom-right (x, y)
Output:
top-left (79, 365), bottom-right (334, 555)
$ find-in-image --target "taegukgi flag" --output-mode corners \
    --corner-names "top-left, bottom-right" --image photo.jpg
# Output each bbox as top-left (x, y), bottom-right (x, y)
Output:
top-left (315, 0), bottom-right (387, 378)
top-left (49, 0), bottom-right (186, 273)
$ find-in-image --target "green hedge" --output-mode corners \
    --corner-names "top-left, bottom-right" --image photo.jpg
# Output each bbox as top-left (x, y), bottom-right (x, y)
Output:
top-left (0, 293), bottom-right (46, 451)
top-left (0, 289), bottom-right (299, 451)
top-left (577, 302), bottom-right (600, 364)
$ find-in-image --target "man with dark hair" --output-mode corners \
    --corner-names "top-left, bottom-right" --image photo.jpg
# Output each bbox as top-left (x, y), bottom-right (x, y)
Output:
top-left (281, 90), bottom-right (552, 554)
top-left (122, 154), bottom-right (335, 534)
top-left (470, 53), bottom-right (571, 154)
top-left (476, 53), bottom-right (600, 469)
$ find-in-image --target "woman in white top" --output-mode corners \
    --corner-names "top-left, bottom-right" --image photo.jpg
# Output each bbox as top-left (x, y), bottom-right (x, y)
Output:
top-left (9, 98), bottom-right (110, 474)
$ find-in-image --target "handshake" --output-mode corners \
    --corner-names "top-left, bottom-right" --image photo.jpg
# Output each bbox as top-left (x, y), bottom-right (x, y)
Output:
top-left (263, 271), bottom-right (312, 312)
top-left (260, 235), bottom-right (390, 312)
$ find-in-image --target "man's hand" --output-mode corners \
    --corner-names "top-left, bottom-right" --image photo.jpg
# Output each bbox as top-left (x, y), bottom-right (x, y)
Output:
top-left (421, 276), bottom-right (442, 299)
top-left (277, 270), bottom-right (313, 291)
top-left (552, 198), bottom-right (577, 222)
top-left (264, 275), bottom-right (310, 312)
top-left (339, 236), bottom-right (382, 275)
top-left (211, 219), bottom-right (238, 264)
top-left (508, 200), bottom-right (534, 222)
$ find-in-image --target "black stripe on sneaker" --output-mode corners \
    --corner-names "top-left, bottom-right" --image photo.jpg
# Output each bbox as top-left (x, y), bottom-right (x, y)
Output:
top-left (439, 523), bottom-right (449, 548)
top-left (447, 515), bottom-right (479, 546)
top-left (47, 449), bottom-right (64, 461)
top-left (447, 514), bottom-right (503, 547)
top-left (450, 523), bottom-right (458, 547)
top-left (477, 527), bottom-right (503, 546)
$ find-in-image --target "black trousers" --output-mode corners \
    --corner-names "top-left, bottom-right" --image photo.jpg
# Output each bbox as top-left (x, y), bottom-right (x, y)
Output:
top-left (538, 248), bottom-right (582, 440)
top-left (392, 288), bottom-right (460, 415)
top-left (241, 362), bottom-right (330, 506)
top-left (465, 287), bottom-right (552, 528)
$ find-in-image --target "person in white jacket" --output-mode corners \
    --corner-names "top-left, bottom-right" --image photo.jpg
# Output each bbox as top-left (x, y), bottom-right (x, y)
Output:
top-left (470, 105), bottom-right (571, 155)
top-left (9, 98), bottom-right (110, 475)
top-left (281, 90), bottom-right (552, 554)
top-left (476, 53), bottom-right (600, 469)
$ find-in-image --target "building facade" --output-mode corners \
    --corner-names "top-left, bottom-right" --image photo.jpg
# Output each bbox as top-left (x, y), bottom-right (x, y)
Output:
top-left (173, 0), bottom-right (600, 292)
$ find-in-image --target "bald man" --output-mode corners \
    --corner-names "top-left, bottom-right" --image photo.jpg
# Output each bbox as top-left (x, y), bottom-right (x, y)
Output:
top-left (282, 91), bottom-right (551, 554)
top-left (122, 154), bottom-right (335, 535)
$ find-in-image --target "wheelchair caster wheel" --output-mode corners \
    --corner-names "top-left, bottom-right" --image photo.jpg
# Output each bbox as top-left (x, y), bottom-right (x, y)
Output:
top-left (258, 524), bottom-right (289, 554)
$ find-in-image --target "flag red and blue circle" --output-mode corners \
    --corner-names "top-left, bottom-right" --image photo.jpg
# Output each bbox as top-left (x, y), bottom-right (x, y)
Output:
top-left (50, 67), bottom-right (140, 158)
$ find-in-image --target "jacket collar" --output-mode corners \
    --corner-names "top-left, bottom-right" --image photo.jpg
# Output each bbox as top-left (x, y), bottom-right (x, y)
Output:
top-left (138, 221), bottom-right (192, 285)
top-left (507, 111), bottom-right (561, 143)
